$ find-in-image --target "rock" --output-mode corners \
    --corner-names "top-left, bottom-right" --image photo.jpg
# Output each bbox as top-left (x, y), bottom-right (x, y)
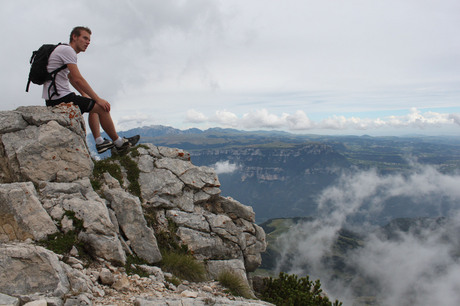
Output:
top-left (138, 265), bottom-right (165, 282)
top-left (0, 243), bottom-right (90, 298)
top-left (1, 107), bottom-right (93, 183)
top-left (181, 290), bottom-right (198, 298)
top-left (140, 168), bottom-right (184, 199)
top-left (205, 196), bottom-right (255, 222)
top-left (176, 227), bottom-right (242, 260)
top-left (112, 275), bottom-right (130, 292)
top-left (0, 293), bottom-right (19, 306)
top-left (39, 179), bottom-right (126, 265)
top-left (98, 268), bottom-right (115, 285)
top-left (0, 110), bottom-right (28, 134)
top-left (157, 146), bottom-right (190, 161)
top-left (155, 157), bottom-right (195, 177)
top-left (166, 210), bottom-right (210, 232)
top-left (63, 293), bottom-right (91, 306)
top-left (206, 213), bottom-right (242, 245)
top-left (0, 182), bottom-right (57, 242)
top-left (104, 188), bottom-right (162, 264)
top-left (23, 299), bottom-right (48, 306)
top-left (179, 166), bottom-right (221, 189)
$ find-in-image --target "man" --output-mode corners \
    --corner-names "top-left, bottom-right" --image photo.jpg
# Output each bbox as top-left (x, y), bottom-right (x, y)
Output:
top-left (43, 26), bottom-right (139, 154)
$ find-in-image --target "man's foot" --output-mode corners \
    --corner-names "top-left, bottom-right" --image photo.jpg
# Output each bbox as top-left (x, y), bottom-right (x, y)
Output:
top-left (127, 135), bottom-right (140, 146)
top-left (112, 135), bottom-right (140, 155)
top-left (96, 138), bottom-right (115, 154)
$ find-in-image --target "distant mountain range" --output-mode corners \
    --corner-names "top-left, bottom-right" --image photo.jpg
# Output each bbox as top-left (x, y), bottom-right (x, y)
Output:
top-left (90, 125), bottom-right (460, 223)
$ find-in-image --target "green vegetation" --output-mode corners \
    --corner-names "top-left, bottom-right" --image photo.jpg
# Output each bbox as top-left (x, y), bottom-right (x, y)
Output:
top-left (159, 250), bottom-right (207, 282)
top-left (217, 270), bottom-right (255, 299)
top-left (124, 254), bottom-right (150, 277)
top-left (118, 154), bottom-right (141, 197)
top-left (261, 272), bottom-right (342, 306)
top-left (91, 147), bottom-right (142, 198)
top-left (38, 211), bottom-right (88, 259)
top-left (153, 217), bottom-right (190, 255)
top-left (91, 158), bottom-right (122, 190)
top-left (39, 230), bottom-right (80, 254)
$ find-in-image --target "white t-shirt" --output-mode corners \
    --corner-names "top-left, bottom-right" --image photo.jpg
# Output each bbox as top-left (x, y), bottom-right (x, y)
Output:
top-left (42, 44), bottom-right (77, 100)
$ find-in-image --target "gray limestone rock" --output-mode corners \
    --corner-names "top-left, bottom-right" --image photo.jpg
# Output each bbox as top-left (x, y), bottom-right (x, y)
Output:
top-left (176, 227), bottom-right (242, 261)
top-left (0, 293), bottom-right (19, 306)
top-left (1, 120), bottom-right (92, 183)
top-left (166, 210), bottom-right (210, 232)
top-left (0, 182), bottom-right (57, 242)
top-left (0, 243), bottom-right (69, 297)
top-left (104, 188), bottom-right (162, 264)
top-left (39, 179), bottom-right (126, 265)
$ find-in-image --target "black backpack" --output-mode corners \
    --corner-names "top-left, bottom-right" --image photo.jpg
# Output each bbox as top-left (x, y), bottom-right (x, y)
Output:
top-left (25, 43), bottom-right (68, 99)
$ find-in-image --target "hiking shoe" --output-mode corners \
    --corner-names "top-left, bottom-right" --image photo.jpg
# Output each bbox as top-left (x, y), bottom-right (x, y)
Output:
top-left (96, 138), bottom-right (115, 154)
top-left (127, 135), bottom-right (140, 146)
top-left (112, 135), bottom-right (140, 155)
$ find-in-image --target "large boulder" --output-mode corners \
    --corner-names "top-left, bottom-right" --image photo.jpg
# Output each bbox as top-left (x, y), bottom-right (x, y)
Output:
top-left (0, 243), bottom-right (92, 298)
top-left (0, 104), bottom-right (92, 184)
top-left (0, 182), bottom-right (57, 242)
top-left (104, 187), bottom-right (162, 264)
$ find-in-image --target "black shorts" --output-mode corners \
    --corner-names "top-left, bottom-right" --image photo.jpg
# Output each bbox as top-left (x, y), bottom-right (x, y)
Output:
top-left (46, 93), bottom-right (95, 114)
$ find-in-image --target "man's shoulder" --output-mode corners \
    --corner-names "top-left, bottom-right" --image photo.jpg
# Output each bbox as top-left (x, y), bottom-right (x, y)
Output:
top-left (55, 44), bottom-right (75, 54)
top-left (51, 44), bottom-right (77, 64)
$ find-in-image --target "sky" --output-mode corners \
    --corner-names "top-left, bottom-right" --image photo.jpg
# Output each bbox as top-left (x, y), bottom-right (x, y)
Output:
top-left (2, 0), bottom-right (460, 136)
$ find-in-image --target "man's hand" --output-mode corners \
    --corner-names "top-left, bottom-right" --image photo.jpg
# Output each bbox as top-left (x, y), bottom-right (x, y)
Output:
top-left (95, 98), bottom-right (111, 112)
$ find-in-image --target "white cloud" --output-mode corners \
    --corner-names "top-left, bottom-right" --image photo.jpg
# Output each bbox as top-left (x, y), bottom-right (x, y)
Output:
top-left (211, 161), bottom-right (239, 174)
top-left (275, 163), bottom-right (460, 305)
top-left (209, 110), bottom-right (239, 127)
top-left (185, 109), bottom-right (208, 123)
top-left (240, 109), bottom-right (288, 129)
top-left (115, 113), bottom-right (156, 131)
top-left (186, 108), bottom-right (458, 132)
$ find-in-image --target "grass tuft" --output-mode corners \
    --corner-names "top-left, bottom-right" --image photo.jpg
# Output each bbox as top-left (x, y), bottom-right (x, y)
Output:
top-left (218, 270), bottom-right (255, 299)
top-left (160, 250), bottom-right (207, 282)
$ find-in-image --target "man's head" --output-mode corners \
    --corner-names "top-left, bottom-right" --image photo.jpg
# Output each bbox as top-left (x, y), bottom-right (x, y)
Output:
top-left (69, 26), bottom-right (92, 53)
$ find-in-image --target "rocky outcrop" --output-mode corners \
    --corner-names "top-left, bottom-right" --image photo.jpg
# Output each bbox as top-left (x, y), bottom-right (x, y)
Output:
top-left (0, 105), bottom-right (267, 305)
top-left (0, 104), bottom-right (92, 184)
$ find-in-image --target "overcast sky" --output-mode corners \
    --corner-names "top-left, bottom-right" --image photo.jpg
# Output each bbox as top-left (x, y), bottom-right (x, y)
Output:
top-left (3, 0), bottom-right (460, 135)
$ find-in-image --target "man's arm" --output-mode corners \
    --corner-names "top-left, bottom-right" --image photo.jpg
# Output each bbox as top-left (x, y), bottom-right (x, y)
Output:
top-left (67, 63), bottom-right (111, 111)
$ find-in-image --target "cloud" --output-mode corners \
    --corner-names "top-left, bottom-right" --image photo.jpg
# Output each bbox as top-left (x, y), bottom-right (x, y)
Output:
top-left (274, 163), bottom-right (460, 305)
top-left (186, 108), bottom-right (459, 131)
top-left (185, 109), bottom-right (208, 123)
top-left (211, 161), bottom-right (239, 174)
top-left (3, 1), bottom-right (460, 135)
top-left (349, 219), bottom-right (460, 306)
top-left (115, 113), bottom-right (156, 131)
top-left (210, 110), bottom-right (239, 126)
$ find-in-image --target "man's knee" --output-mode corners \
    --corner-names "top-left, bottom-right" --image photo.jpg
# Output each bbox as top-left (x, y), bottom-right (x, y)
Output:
top-left (90, 103), bottom-right (109, 115)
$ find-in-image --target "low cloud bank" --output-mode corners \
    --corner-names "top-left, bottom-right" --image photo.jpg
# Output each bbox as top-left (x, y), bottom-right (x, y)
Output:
top-left (210, 160), bottom-right (239, 174)
top-left (274, 164), bottom-right (460, 305)
top-left (186, 108), bottom-right (459, 131)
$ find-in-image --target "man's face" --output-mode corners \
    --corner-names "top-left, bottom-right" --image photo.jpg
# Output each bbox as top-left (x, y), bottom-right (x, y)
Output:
top-left (73, 30), bottom-right (91, 53)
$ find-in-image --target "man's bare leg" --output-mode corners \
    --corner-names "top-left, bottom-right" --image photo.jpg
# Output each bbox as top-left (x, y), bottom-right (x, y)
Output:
top-left (90, 104), bottom-right (119, 141)
top-left (88, 112), bottom-right (102, 140)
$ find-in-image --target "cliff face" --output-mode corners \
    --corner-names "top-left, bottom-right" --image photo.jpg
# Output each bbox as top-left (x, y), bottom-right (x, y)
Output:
top-left (191, 145), bottom-right (349, 222)
top-left (0, 104), bottom-right (267, 305)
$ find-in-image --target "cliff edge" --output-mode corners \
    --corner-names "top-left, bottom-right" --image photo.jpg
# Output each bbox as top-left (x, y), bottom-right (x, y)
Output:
top-left (0, 104), bottom-right (268, 305)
